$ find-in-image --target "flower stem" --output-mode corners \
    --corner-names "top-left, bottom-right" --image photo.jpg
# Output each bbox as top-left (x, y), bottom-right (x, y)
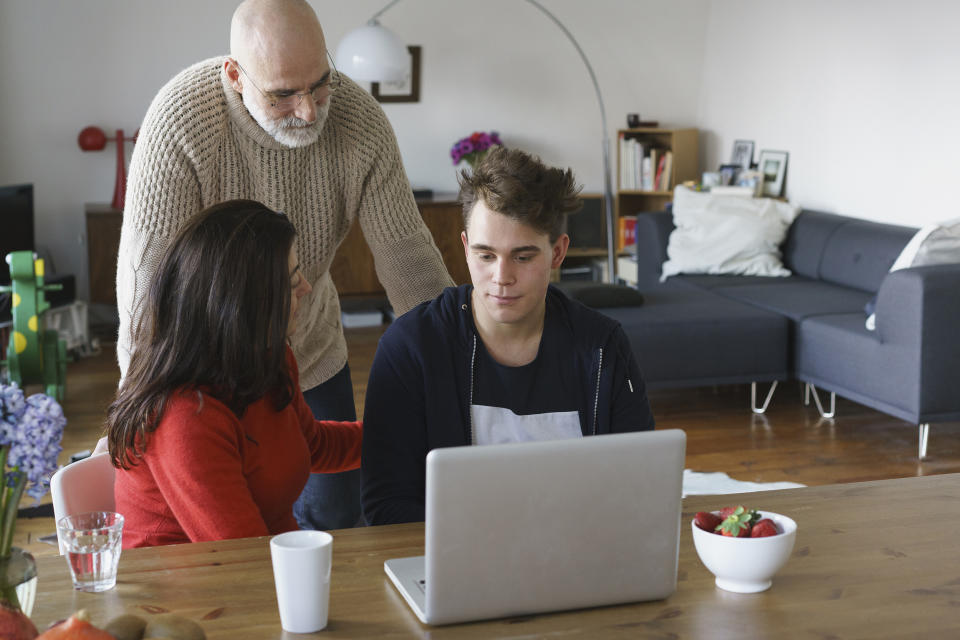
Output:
top-left (0, 584), bottom-right (21, 610)
top-left (0, 446), bottom-right (7, 556)
top-left (0, 473), bottom-right (26, 559)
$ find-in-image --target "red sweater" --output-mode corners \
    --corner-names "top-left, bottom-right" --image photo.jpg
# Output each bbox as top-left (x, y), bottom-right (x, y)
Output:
top-left (114, 350), bottom-right (361, 548)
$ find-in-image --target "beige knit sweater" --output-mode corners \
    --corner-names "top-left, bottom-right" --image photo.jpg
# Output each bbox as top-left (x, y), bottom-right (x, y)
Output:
top-left (116, 57), bottom-right (453, 390)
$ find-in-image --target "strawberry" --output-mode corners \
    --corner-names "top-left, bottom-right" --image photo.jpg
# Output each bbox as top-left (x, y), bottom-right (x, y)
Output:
top-left (750, 518), bottom-right (779, 538)
top-left (694, 511), bottom-right (723, 532)
top-left (717, 506), bottom-right (760, 537)
top-left (718, 505), bottom-right (743, 519)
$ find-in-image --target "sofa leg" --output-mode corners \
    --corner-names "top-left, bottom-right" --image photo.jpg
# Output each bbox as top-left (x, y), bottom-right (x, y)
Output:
top-left (919, 423), bottom-right (930, 460)
top-left (750, 381), bottom-right (779, 414)
top-left (808, 384), bottom-right (836, 419)
top-left (804, 383), bottom-right (811, 406)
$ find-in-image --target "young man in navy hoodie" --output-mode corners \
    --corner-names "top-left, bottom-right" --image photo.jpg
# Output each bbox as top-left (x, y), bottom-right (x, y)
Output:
top-left (361, 147), bottom-right (655, 525)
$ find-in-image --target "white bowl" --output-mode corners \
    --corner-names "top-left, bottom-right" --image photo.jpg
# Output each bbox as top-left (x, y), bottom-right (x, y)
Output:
top-left (691, 510), bottom-right (797, 593)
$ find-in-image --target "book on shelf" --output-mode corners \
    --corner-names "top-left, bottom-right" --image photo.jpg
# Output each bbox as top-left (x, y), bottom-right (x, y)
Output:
top-left (654, 154), bottom-right (666, 191)
top-left (617, 215), bottom-right (637, 251)
top-left (661, 151), bottom-right (674, 191)
top-left (633, 140), bottom-right (644, 189)
top-left (619, 133), bottom-right (636, 190)
top-left (646, 149), bottom-right (657, 191)
top-left (617, 132), bottom-right (630, 190)
top-left (618, 138), bottom-right (677, 193)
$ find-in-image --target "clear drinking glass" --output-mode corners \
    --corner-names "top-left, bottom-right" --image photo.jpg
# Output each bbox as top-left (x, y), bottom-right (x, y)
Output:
top-left (56, 511), bottom-right (124, 592)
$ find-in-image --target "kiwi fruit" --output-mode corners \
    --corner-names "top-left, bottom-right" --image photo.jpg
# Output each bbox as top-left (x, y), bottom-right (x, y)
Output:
top-left (142, 614), bottom-right (206, 640)
top-left (103, 614), bottom-right (148, 640)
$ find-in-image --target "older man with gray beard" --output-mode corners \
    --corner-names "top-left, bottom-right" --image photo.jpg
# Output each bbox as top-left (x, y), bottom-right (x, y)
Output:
top-left (116, 0), bottom-right (453, 531)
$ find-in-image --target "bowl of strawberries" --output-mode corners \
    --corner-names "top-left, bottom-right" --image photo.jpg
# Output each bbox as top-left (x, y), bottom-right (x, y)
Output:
top-left (691, 505), bottom-right (797, 593)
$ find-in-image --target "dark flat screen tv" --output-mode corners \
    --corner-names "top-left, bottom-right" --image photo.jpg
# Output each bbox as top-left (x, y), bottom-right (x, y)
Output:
top-left (1, 184), bottom-right (34, 321)
top-left (1, 184), bottom-right (35, 285)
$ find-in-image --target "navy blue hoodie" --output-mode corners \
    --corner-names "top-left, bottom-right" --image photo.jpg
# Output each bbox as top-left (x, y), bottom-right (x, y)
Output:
top-left (361, 284), bottom-right (655, 525)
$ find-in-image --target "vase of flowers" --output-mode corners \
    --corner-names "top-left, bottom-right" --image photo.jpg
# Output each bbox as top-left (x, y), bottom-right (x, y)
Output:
top-left (0, 382), bottom-right (65, 620)
top-left (450, 131), bottom-right (503, 170)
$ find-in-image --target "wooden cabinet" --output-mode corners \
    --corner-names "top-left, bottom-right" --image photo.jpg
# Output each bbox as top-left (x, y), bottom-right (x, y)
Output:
top-left (329, 194), bottom-right (470, 297)
top-left (85, 198), bottom-right (470, 306)
top-left (616, 128), bottom-right (698, 222)
top-left (418, 198), bottom-right (471, 285)
top-left (85, 204), bottom-right (123, 305)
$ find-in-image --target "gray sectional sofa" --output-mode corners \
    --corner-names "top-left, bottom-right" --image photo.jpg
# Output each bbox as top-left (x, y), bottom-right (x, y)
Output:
top-left (592, 209), bottom-right (960, 458)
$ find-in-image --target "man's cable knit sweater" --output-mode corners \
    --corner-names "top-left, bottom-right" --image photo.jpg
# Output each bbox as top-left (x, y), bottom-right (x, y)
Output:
top-left (116, 57), bottom-right (453, 389)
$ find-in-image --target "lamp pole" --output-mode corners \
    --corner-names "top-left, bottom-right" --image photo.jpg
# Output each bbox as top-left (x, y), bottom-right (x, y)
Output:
top-left (353, 0), bottom-right (618, 282)
top-left (521, 0), bottom-right (617, 283)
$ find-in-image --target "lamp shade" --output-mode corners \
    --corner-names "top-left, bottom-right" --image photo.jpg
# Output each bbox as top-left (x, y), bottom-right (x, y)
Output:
top-left (335, 22), bottom-right (408, 83)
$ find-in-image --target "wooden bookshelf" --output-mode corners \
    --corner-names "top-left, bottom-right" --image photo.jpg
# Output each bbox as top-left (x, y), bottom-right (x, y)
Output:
top-left (616, 127), bottom-right (699, 221)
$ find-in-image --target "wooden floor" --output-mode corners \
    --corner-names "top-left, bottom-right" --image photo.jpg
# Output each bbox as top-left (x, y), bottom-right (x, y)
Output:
top-left (16, 326), bottom-right (960, 559)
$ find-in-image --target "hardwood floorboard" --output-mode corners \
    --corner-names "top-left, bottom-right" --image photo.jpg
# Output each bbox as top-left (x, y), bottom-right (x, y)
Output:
top-left (16, 326), bottom-right (959, 560)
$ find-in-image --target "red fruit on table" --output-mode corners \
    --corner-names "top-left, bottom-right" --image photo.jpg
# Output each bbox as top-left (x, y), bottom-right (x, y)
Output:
top-left (36, 610), bottom-right (114, 639)
top-left (718, 505), bottom-right (743, 519)
top-left (718, 506), bottom-right (759, 537)
top-left (751, 518), bottom-right (779, 538)
top-left (694, 511), bottom-right (723, 532)
top-left (0, 601), bottom-right (38, 639)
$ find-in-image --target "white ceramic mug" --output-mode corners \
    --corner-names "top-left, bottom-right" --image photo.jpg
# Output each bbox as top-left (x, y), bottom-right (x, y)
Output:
top-left (270, 530), bottom-right (333, 633)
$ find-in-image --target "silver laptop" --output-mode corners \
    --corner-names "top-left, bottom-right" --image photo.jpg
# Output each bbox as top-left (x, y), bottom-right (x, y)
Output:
top-left (384, 429), bottom-right (686, 625)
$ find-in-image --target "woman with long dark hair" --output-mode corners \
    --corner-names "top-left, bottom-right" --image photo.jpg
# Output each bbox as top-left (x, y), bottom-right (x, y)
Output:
top-left (108, 200), bottom-right (361, 548)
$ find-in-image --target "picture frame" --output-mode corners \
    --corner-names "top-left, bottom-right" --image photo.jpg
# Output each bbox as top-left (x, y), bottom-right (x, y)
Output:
top-left (736, 170), bottom-right (765, 197)
top-left (758, 150), bottom-right (789, 197)
top-left (730, 139), bottom-right (755, 171)
top-left (718, 164), bottom-right (741, 186)
top-left (371, 45), bottom-right (421, 103)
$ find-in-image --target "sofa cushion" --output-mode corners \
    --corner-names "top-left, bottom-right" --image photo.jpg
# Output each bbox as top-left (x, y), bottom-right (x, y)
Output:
top-left (669, 273), bottom-right (809, 291)
top-left (597, 287), bottom-right (788, 389)
top-left (866, 218), bottom-right (960, 330)
top-left (713, 280), bottom-right (873, 321)
top-left (818, 219), bottom-right (914, 292)
top-left (890, 217), bottom-right (960, 270)
top-left (661, 186), bottom-right (799, 280)
top-left (781, 210), bottom-right (847, 279)
top-left (555, 281), bottom-right (644, 308)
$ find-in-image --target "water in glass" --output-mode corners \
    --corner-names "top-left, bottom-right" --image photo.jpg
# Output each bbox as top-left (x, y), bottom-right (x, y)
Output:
top-left (57, 511), bottom-right (124, 592)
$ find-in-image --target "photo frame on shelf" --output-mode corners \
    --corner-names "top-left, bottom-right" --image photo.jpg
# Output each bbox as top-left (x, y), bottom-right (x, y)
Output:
top-left (718, 164), bottom-right (741, 186)
top-left (736, 170), bottom-right (765, 197)
top-left (371, 45), bottom-right (421, 103)
top-left (758, 150), bottom-right (789, 197)
top-left (730, 139), bottom-right (755, 170)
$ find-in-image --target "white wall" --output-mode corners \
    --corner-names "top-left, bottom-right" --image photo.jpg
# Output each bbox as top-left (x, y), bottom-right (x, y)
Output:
top-left (0, 1), bottom-right (233, 307)
top-left (0, 0), bottom-right (708, 304)
top-left (360, 0), bottom-right (709, 193)
top-left (11, 1), bottom-right (955, 304)
top-left (697, 0), bottom-right (960, 226)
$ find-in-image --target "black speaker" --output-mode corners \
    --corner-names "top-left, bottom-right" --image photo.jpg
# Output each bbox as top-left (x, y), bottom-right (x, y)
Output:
top-left (566, 194), bottom-right (606, 250)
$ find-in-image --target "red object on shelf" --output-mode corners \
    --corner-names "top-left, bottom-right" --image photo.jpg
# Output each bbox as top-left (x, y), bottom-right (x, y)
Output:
top-left (112, 129), bottom-right (126, 210)
top-left (617, 216), bottom-right (637, 250)
top-left (78, 126), bottom-right (136, 210)
top-left (77, 126), bottom-right (107, 151)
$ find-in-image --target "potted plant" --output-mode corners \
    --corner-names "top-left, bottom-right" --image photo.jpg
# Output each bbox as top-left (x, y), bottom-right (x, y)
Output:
top-left (450, 131), bottom-right (503, 170)
top-left (0, 382), bottom-right (65, 631)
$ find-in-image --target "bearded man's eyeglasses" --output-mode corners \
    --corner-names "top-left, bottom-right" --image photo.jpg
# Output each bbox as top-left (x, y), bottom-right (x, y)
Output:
top-left (236, 53), bottom-right (341, 111)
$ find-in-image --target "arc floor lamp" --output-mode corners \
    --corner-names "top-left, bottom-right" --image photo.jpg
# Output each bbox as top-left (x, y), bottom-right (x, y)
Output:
top-left (336, 0), bottom-right (618, 282)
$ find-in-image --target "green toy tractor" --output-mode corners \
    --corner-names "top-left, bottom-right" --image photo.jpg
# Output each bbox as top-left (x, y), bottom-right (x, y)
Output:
top-left (1, 250), bottom-right (68, 401)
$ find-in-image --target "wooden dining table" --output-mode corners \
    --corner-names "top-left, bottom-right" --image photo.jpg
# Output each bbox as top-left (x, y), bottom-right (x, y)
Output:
top-left (32, 473), bottom-right (960, 639)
